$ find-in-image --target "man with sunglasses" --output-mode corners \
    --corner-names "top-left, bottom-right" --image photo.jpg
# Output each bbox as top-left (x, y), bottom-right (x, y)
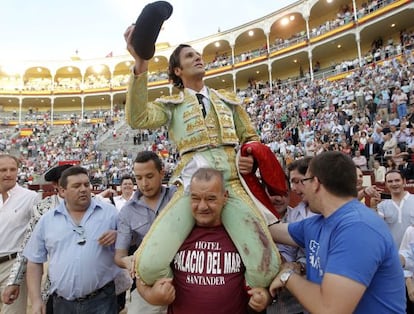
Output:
top-left (24, 166), bottom-right (120, 314)
top-left (269, 152), bottom-right (405, 313)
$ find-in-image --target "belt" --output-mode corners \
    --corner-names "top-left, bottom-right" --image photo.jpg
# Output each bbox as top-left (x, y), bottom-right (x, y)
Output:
top-left (182, 144), bottom-right (236, 155)
top-left (0, 253), bottom-right (17, 264)
top-left (54, 280), bottom-right (114, 302)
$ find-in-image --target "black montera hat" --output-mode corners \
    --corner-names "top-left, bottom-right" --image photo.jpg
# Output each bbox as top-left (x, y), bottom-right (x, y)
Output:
top-left (131, 1), bottom-right (173, 60)
top-left (44, 164), bottom-right (74, 182)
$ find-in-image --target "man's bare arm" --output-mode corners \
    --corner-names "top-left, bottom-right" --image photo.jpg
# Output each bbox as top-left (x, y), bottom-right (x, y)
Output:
top-left (268, 222), bottom-right (298, 247)
top-left (115, 249), bottom-right (130, 268)
top-left (26, 261), bottom-right (45, 314)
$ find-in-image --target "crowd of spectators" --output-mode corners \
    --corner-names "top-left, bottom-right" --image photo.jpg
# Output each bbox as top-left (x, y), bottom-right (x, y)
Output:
top-left (0, 31), bottom-right (413, 191)
top-left (241, 48), bottom-right (414, 182)
top-left (0, 0), bottom-right (406, 94)
top-left (0, 110), bottom-right (125, 185)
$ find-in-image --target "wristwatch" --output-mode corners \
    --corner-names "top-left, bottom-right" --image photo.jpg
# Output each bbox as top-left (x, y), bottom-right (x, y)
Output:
top-left (280, 269), bottom-right (295, 286)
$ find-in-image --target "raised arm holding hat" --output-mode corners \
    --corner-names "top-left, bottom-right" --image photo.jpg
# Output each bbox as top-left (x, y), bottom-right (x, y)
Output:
top-left (131, 1), bottom-right (173, 60)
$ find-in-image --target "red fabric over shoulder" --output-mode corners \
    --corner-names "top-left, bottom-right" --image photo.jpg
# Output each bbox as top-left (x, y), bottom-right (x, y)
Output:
top-left (240, 142), bottom-right (288, 219)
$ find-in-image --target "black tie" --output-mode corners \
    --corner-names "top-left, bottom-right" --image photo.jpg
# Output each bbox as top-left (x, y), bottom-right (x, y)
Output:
top-left (196, 93), bottom-right (207, 118)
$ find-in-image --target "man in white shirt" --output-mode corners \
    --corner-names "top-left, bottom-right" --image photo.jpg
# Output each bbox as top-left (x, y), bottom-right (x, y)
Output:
top-left (0, 154), bottom-right (39, 314)
top-left (98, 175), bottom-right (135, 211)
top-left (377, 170), bottom-right (414, 247)
top-left (2, 163), bottom-right (74, 314)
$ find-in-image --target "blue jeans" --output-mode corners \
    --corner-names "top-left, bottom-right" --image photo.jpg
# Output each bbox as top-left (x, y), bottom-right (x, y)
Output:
top-left (397, 103), bottom-right (407, 119)
top-left (52, 281), bottom-right (117, 314)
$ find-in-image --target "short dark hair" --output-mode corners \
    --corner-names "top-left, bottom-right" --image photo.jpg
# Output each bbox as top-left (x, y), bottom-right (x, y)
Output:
top-left (120, 175), bottom-right (134, 185)
top-left (385, 169), bottom-right (405, 181)
top-left (308, 151), bottom-right (357, 197)
top-left (134, 151), bottom-right (163, 171)
top-left (59, 166), bottom-right (89, 189)
top-left (287, 156), bottom-right (312, 175)
top-left (191, 168), bottom-right (225, 192)
top-left (168, 44), bottom-right (191, 89)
